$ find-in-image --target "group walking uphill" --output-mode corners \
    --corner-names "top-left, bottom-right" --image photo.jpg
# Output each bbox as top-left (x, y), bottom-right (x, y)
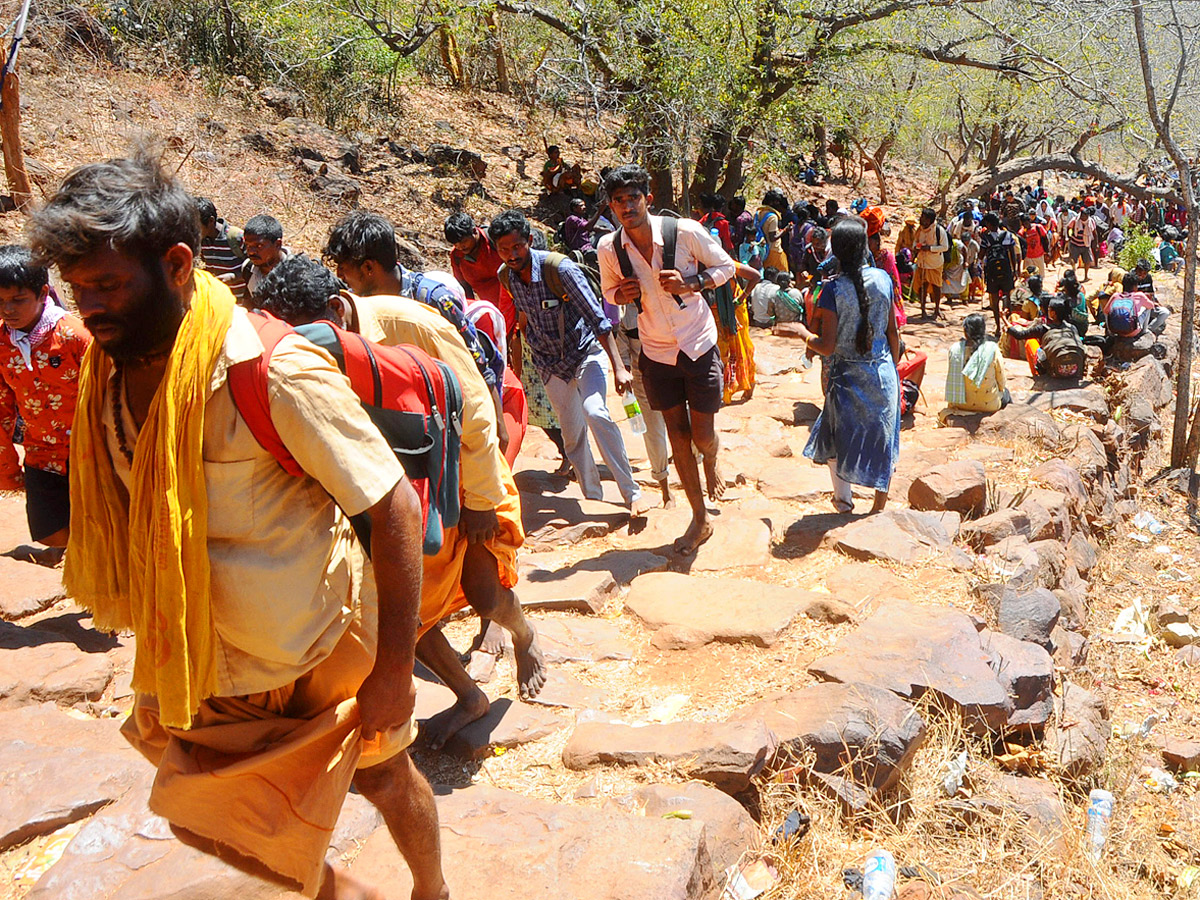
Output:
top-left (3, 138), bottom-right (1191, 900)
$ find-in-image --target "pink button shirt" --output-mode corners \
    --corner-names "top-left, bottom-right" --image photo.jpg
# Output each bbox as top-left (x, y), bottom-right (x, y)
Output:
top-left (597, 215), bottom-right (735, 365)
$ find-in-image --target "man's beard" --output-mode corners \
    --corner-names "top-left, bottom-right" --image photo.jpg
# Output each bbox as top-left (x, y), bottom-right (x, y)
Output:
top-left (89, 264), bottom-right (186, 363)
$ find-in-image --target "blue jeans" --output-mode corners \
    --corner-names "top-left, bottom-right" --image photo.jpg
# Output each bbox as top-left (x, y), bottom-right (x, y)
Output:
top-left (543, 343), bottom-right (641, 505)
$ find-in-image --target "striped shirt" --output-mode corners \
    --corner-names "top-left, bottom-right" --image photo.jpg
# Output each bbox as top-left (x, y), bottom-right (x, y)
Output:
top-left (199, 220), bottom-right (247, 279)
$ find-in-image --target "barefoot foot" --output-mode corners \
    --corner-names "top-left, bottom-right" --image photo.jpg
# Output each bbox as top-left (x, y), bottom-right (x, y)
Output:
top-left (512, 623), bottom-right (547, 700)
top-left (320, 863), bottom-right (390, 900)
top-left (464, 620), bottom-right (507, 658)
top-left (422, 688), bottom-right (490, 751)
top-left (703, 454), bottom-right (727, 502)
top-left (672, 515), bottom-right (714, 556)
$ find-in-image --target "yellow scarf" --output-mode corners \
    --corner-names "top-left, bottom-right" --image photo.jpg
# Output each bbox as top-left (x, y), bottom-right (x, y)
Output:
top-left (65, 271), bottom-right (235, 729)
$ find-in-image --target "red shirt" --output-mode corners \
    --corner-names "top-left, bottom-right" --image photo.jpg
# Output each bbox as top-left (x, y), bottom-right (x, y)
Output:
top-left (0, 313), bottom-right (91, 486)
top-left (1022, 225), bottom-right (1048, 259)
top-left (699, 212), bottom-right (733, 254)
top-left (450, 228), bottom-right (514, 328)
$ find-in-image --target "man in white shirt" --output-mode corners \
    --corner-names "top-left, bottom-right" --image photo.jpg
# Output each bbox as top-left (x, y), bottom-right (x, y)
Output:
top-left (597, 165), bottom-right (736, 555)
top-left (913, 207), bottom-right (949, 319)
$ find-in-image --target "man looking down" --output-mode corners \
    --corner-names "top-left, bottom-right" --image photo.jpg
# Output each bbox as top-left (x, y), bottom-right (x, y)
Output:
top-left (30, 152), bottom-right (448, 900)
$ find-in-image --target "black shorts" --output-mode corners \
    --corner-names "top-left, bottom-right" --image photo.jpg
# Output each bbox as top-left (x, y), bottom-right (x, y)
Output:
top-left (24, 466), bottom-right (69, 543)
top-left (638, 345), bottom-right (723, 415)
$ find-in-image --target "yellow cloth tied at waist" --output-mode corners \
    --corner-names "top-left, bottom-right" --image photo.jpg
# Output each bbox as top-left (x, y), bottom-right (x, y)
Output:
top-left (65, 270), bottom-right (235, 729)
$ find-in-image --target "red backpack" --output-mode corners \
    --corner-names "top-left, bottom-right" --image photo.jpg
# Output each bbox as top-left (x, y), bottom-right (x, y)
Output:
top-left (227, 312), bottom-right (463, 555)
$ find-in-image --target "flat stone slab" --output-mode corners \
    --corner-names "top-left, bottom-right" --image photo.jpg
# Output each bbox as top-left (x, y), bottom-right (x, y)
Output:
top-left (0, 556), bottom-right (67, 620)
top-left (809, 599), bottom-right (1014, 734)
top-left (525, 670), bottom-right (608, 710)
top-left (733, 682), bottom-right (926, 800)
top-left (443, 698), bottom-right (564, 760)
top-left (522, 493), bottom-right (630, 542)
top-left (613, 782), bottom-right (761, 876)
top-left (616, 507), bottom-right (773, 571)
top-left (563, 718), bottom-right (775, 793)
top-left (626, 572), bottom-right (813, 647)
top-left (531, 617), bottom-right (633, 664)
top-left (350, 785), bottom-right (715, 899)
top-left (824, 562), bottom-right (913, 607)
top-left (0, 621), bottom-right (115, 709)
top-left (1025, 387), bottom-right (1109, 422)
top-left (756, 463), bottom-right (831, 503)
top-left (0, 704), bottom-right (151, 850)
top-left (28, 774), bottom-right (380, 900)
top-left (516, 567), bottom-right (618, 614)
top-left (822, 510), bottom-right (956, 565)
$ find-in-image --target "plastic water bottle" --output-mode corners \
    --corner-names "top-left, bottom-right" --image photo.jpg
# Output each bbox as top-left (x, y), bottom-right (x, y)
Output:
top-left (1085, 789), bottom-right (1114, 861)
top-left (862, 849), bottom-right (896, 900)
top-left (623, 395), bottom-right (647, 435)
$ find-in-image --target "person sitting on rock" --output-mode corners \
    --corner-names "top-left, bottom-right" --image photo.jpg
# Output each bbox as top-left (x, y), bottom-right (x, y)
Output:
top-left (1006, 295), bottom-right (1085, 379)
top-left (541, 144), bottom-right (581, 195)
top-left (1102, 287), bottom-right (1168, 342)
top-left (941, 312), bottom-right (1008, 421)
top-left (257, 254), bottom-right (546, 751)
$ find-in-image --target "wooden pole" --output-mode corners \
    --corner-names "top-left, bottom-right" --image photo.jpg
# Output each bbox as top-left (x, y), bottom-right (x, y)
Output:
top-left (0, 69), bottom-right (32, 211)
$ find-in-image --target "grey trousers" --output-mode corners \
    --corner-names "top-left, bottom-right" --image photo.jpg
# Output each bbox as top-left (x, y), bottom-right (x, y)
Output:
top-left (614, 328), bottom-right (671, 483)
top-left (543, 343), bottom-right (641, 505)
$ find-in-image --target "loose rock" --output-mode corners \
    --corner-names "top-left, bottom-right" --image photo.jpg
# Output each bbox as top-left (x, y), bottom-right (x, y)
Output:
top-left (908, 461), bottom-right (987, 516)
top-left (1046, 682), bottom-right (1110, 781)
top-left (997, 588), bottom-right (1061, 651)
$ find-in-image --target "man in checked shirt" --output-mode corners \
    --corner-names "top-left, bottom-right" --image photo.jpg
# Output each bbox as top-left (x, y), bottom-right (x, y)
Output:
top-left (489, 209), bottom-right (645, 514)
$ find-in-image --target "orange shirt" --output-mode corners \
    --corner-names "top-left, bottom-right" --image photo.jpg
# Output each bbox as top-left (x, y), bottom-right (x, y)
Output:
top-left (0, 314), bottom-right (90, 486)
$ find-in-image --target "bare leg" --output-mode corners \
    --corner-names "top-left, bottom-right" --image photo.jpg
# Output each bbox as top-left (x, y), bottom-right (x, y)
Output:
top-left (317, 863), bottom-right (388, 900)
top-left (461, 542), bottom-right (546, 700)
top-left (658, 477), bottom-right (675, 509)
top-left (930, 284), bottom-right (942, 319)
top-left (689, 409), bottom-right (726, 502)
top-left (661, 405), bottom-right (713, 555)
top-left (416, 629), bottom-right (489, 751)
top-left (353, 752), bottom-right (449, 900)
top-left (870, 490), bottom-right (889, 514)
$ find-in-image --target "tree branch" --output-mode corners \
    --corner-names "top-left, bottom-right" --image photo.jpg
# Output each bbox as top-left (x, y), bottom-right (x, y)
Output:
top-left (951, 152), bottom-right (1182, 206)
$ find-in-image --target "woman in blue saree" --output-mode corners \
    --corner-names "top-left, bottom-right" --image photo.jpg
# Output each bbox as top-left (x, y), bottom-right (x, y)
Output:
top-left (793, 216), bottom-right (901, 514)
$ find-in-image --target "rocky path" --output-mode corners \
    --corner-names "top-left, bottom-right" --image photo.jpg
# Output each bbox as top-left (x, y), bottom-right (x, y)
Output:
top-left (2, 283), bottom-right (1199, 899)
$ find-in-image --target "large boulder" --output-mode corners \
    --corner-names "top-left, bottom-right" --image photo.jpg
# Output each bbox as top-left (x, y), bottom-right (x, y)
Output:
top-left (980, 631), bottom-right (1055, 730)
top-left (996, 587), bottom-right (1060, 651)
top-left (625, 572), bottom-right (812, 648)
top-left (960, 509), bottom-right (1031, 549)
top-left (908, 461), bottom-right (987, 516)
top-left (350, 785), bottom-right (716, 899)
top-left (978, 405), bottom-right (1061, 445)
top-left (809, 599), bottom-right (1013, 734)
top-left (733, 682), bottom-right (925, 806)
top-left (823, 510), bottom-right (957, 565)
top-left (1046, 682), bottom-right (1110, 781)
top-left (1025, 387), bottom-right (1109, 422)
top-left (562, 718), bottom-right (775, 794)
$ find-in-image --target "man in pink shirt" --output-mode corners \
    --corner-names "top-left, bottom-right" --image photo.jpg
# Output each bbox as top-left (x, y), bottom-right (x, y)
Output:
top-left (597, 165), bottom-right (736, 555)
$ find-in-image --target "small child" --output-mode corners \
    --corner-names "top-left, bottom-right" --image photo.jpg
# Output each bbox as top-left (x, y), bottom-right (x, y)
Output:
top-left (0, 245), bottom-right (90, 564)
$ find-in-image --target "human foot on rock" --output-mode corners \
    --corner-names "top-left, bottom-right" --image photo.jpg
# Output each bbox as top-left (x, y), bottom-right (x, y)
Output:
top-left (672, 515), bottom-right (714, 556)
top-left (422, 688), bottom-right (490, 751)
top-left (703, 454), bottom-right (727, 502)
top-left (320, 863), bottom-right (390, 900)
top-left (630, 495), bottom-right (652, 517)
top-left (513, 623), bottom-right (547, 700)
top-left (464, 619), bottom-right (506, 659)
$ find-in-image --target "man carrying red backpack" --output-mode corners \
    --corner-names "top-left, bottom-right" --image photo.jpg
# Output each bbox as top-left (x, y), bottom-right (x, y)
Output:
top-left (256, 255), bottom-right (545, 752)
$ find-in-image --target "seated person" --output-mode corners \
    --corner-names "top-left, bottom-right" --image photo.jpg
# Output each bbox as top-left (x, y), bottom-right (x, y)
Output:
top-left (749, 265), bottom-right (780, 327)
top-left (768, 271), bottom-right (806, 325)
top-left (1103, 289), bottom-right (1168, 339)
top-left (1131, 258), bottom-right (1156, 297)
top-left (942, 313), bottom-right (1007, 419)
top-left (541, 145), bottom-right (581, 194)
top-left (1007, 296), bottom-right (1085, 379)
top-left (1158, 239), bottom-right (1183, 275)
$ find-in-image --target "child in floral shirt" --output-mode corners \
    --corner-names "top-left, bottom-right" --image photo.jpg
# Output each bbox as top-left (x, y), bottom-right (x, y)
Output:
top-left (0, 245), bottom-right (90, 562)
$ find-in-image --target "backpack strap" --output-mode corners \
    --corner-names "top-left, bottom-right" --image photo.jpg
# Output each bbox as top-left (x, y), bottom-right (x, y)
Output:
top-left (612, 227), bottom-right (642, 314)
top-left (661, 216), bottom-right (678, 272)
top-left (226, 311), bottom-right (306, 477)
top-left (542, 252), bottom-right (570, 302)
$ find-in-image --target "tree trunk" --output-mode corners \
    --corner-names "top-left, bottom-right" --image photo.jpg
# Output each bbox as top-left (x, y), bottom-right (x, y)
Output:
top-left (439, 26), bottom-right (465, 87)
top-left (813, 118), bottom-right (828, 174)
top-left (485, 11), bottom-right (510, 94)
top-left (1172, 206), bottom-right (1198, 466)
top-left (689, 125), bottom-right (730, 201)
top-left (717, 125), bottom-right (751, 200)
top-left (0, 71), bottom-right (33, 211)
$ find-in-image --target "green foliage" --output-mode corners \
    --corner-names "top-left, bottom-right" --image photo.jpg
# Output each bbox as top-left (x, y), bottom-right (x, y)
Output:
top-left (1118, 223), bottom-right (1157, 273)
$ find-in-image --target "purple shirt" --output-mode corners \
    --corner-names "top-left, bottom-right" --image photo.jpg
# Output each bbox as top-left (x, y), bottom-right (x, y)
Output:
top-left (563, 214), bottom-right (593, 252)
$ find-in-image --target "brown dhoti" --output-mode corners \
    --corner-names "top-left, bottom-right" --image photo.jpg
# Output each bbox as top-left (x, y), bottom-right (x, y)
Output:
top-left (122, 619), bottom-right (417, 897)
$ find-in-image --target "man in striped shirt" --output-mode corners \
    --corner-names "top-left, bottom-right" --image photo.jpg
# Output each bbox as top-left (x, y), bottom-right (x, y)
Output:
top-left (196, 198), bottom-right (246, 285)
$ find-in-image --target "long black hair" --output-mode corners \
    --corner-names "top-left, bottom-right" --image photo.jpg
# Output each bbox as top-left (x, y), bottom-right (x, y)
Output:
top-left (963, 313), bottom-right (987, 355)
top-left (830, 215), bottom-right (872, 355)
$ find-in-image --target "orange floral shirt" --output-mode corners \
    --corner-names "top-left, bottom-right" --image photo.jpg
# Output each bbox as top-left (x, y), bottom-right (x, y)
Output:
top-left (0, 314), bottom-right (91, 487)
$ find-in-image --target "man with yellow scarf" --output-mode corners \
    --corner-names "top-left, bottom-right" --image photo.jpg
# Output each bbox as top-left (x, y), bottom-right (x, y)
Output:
top-left (27, 152), bottom-right (450, 900)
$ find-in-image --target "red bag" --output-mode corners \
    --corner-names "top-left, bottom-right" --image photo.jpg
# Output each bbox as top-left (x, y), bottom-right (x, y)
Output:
top-left (227, 312), bottom-right (463, 555)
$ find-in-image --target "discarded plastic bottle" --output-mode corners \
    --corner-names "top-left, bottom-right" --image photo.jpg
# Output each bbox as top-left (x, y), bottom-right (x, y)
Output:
top-left (624, 395), bottom-right (647, 435)
top-left (1085, 789), bottom-right (1114, 861)
top-left (862, 849), bottom-right (896, 900)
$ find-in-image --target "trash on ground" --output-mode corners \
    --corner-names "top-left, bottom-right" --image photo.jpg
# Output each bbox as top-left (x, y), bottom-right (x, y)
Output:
top-left (772, 807), bottom-right (811, 843)
top-left (942, 750), bottom-right (969, 797)
top-left (721, 858), bottom-right (778, 900)
top-left (1133, 511), bottom-right (1165, 534)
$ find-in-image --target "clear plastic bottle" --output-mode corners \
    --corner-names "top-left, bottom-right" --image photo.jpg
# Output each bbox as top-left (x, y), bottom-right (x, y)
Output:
top-left (862, 848), bottom-right (896, 900)
top-left (1085, 789), bottom-right (1114, 861)
top-left (623, 395), bottom-right (647, 435)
